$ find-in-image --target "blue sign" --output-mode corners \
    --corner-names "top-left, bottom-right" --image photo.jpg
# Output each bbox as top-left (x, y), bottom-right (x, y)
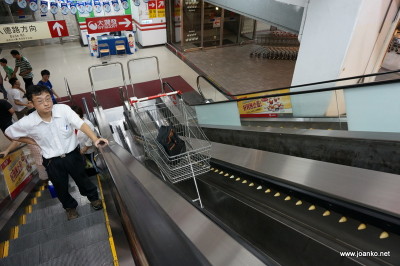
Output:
top-left (61, 2), bottom-right (68, 14)
top-left (103, 1), bottom-right (111, 13)
top-left (69, 1), bottom-right (77, 14)
top-left (40, 0), bottom-right (48, 13)
top-left (111, 0), bottom-right (120, 11)
top-left (50, 2), bottom-right (58, 14)
top-left (94, 1), bottom-right (101, 13)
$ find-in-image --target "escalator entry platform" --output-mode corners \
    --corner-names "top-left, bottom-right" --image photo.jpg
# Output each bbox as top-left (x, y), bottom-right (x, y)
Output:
top-left (0, 176), bottom-right (118, 266)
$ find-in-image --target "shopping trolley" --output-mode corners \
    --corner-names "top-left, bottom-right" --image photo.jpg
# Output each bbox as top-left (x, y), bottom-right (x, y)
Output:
top-left (130, 91), bottom-right (211, 208)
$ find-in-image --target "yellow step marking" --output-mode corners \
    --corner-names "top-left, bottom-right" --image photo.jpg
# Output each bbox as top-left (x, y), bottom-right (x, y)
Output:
top-left (284, 196), bottom-right (291, 201)
top-left (35, 191), bottom-right (42, 197)
top-left (214, 169), bottom-right (219, 173)
top-left (229, 175), bottom-right (235, 179)
top-left (308, 205), bottom-right (316, 211)
top-left (257, 186), bottom-right (262, 190)
top-left (339, 216), bottom-right (347, 223)
top-left (224, 173), bottom-right (229, 177)
top-left (1, 241), bottom-right (9, 258)
top-left (265, 189), bottom-right (271, 193)
top-left (242, 180), bottom-right (247, 184)
top-left (235, 177), bottom-right (240, 181)
top-left (249, 183), bottom-right (254, 187)
top-left (25, 205), bottom-right (32, 214)
top-left (210, 167), bottom-right (214, 171)
top-left (296, 200), bottom-right (302, 206)
top-left (19, 214), bottom-right (26, 225)
top-left (31, 197), bottom-right (37, 205)
top-left (274, 192), bottom-right (280, 197)
top-left (323, 211), bottom-right (330, 216)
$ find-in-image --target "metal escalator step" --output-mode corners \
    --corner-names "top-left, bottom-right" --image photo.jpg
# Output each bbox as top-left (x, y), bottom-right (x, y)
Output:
top-left (32, 191), bottom-right (89, 210)
top-left (39, 223), bottom-right (109, 262)
top-left (10, 211), bottom-right (105, 253)
top-left (26, 204), bottom-right (94, 224)
top-left (0, 246), bottom-right (40, 266)
top-left (38, 240), bottom-right (113, 266)
top-left (35, 186), bottom-right (79, 201)
top-left (0, 224), bottom-right (109, 266)
top-left (20, 205), bottom-right (98, 236)
top-left (30, 197), bottom-right (88, 215)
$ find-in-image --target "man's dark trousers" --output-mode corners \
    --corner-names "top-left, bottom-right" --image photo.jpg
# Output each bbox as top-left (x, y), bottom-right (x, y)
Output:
top-left (43, 147), bottom-right (99, 209)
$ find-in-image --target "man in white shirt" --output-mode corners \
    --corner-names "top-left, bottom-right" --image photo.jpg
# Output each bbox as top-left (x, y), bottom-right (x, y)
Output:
top-left (6, 85), bottom-right (109, 220)
top-left (8, 77), bottom-right (30, 119)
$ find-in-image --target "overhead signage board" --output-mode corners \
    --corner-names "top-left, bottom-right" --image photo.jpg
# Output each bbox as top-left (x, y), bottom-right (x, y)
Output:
top-left (0, 20), bottom-right (69, 43)
top-left (86, 15), bottom-right (133, 34)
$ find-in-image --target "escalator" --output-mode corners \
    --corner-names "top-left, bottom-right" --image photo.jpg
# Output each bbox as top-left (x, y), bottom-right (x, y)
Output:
top-left (0, 176), bottom-right (117, 266)
top-left (105, 89), bottom-right (400, 266)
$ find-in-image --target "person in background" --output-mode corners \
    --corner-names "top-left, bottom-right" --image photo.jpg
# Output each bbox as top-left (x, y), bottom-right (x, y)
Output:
top-left (0, 70), bottom-right (7, 100)
top-left (37, 69), bottom-right (59, 104)
top-left (10, 50), bottom-right (34, 90)
top-left (0, 99), bottom-right (14, 137)
top-left (5, 85), bottom-right (109, 220)
top-left (71, 105), bottom-right (99, 175)
top-left (0, 58), bottom-right (15, 82)
top-left (7, 78), bottom-right (30, 119)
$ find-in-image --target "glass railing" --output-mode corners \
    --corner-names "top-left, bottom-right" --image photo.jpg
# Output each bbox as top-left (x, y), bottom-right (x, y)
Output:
top-left (194, 70), bottom-right (400, 132)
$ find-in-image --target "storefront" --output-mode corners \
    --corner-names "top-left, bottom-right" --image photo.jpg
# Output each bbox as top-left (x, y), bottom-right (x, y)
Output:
top-left (166, 0), bottom-right (256, 51)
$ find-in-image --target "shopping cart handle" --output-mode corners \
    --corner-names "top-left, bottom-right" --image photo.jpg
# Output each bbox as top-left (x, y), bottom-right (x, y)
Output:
top-left (130, 91), bottom-right (182, 104)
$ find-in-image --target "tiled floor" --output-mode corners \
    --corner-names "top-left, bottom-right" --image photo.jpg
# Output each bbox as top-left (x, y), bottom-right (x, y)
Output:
top-left (183, 44), bottom-right (296, 95)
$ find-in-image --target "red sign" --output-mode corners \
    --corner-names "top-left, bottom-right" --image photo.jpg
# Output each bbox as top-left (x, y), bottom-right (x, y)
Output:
top-left (86, 15), bottom-right (133, 34)
top-left (47, 20), bottom-right (69, 38)
top-left (148, 0), bottom-right (156, 9)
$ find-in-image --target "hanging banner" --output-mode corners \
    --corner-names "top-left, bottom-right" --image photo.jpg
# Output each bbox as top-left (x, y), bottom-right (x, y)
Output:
top-left (86, 15), bottom-right (132, 33)
top-left (120, 0), bottom-right (128, 10)
top-left (236, 89), bottom-right (293, 117)
top-left (29, 0), bottom-right (38, 11)
top-left (94, 0), bottom-right (101, 13)
top-left (17, 0), bottom-right (28, 8)
top-left (69, 1), bottom-right (77, 14)
top-left (77, 1), bottom-right (85, 14)
top-left (50, 2), bottom-right (58, 14)
top-left (40, 1), bottom-right (48, 14)
top-left (0, 149), bottom-right (35, 199)
top-left (85, 0), bottom-right (93, 13)
top-left (5, 0), bottom-right (14, 5)
top-left (0, 20), bottom-right (70, 43)
top-left (148, 0), bottom-right (156, 18)
top-left (61, 2), bottom-right (69, 14)
top-left (111, 0), bottom-right (120, 11)
top-left (103, 1), bottom-right (111, 13)
top-left (157, 0), bottom-right (165, 18)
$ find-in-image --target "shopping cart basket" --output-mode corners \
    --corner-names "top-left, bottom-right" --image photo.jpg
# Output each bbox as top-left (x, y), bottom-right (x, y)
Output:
top-left (130, 91), bottom-right (211, 207)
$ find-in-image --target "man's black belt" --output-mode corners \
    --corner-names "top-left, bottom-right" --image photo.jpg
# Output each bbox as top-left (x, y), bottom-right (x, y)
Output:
top-left (45, 146), bottom-right (79, 160)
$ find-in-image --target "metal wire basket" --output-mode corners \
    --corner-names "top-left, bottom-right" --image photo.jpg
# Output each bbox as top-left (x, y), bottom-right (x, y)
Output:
top-left (131, 91), bottom-right (211, 207)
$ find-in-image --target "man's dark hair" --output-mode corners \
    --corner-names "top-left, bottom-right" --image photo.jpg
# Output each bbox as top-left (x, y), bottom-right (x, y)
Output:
top-left (27, 85), bottom-right (51, 101)
top-left (0, 58), bottom-right (7, 64)
top-left (41, 69), bottom-right (50, 76)
top-left (71, 105), bottom-right (83, 118)
top-left (10, 50), bottom-right (20, 56)
top-left (9, 77), bottom-right (18, 86)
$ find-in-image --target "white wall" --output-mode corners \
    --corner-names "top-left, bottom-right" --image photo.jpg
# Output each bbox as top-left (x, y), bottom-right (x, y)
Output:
top-left (290, 0), bottom-right (362, 117)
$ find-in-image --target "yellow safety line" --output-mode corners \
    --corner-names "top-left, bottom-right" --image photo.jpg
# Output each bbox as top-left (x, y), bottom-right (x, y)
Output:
top-left (3, 241), bottom-right (9, 258)
top-left (31, 197), bottom-right (37, 205)
top-left (36, 191), bottom-right (42, 197)
top-left (19, 214), bottom-right (26, 225)
top-left (9, 226), bottom-right (19, 240)
top-left (0, 242), bottom-right (4, 258)
top-left (97, 175), bottom-right (119, 266)
top-left (25, 205), bottom-right (32, 214)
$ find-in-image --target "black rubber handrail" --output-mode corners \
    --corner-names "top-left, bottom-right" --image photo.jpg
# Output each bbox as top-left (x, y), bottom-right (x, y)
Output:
top-left (99, 143), bottom-right (211, 266)
top-left (197, 69), bottom-right (400, 98)
top-left (193, 77), bottom-right (400, 106)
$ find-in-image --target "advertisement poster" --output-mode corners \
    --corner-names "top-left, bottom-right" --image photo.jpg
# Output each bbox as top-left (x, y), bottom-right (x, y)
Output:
top-left (124, 31), bottom-right (135, 53)
top-left (111, 0), bottom-right (120, 11)
top-left (120, 0), bottom-right (128, 10)
top-left (50, 1), bottom-right (58, 14)
top-left (61, 2), bottom-right (69, 14)
top-left (40, 0), bottom-right (48, 14)
top-left (69, 1), bottom-right (77, 14)
top-left (85, 0), bottom-right (93, 13)
top-left (77, 1), bottom-right (85, 14)
top-left (88, 34), bottom-right (98, 57)
top-left (236, 89), bottom-right (293, 117)
top-left (103, 1), bottom-right (111, 13)
top-left (17, 0), bottom-right (28, 8)
top-left (94, 0), bottom-right (101, 13)
top-left (0, 149), bottom-right (35, 199)
top-left (29, 0), bottom-right (38, 11)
